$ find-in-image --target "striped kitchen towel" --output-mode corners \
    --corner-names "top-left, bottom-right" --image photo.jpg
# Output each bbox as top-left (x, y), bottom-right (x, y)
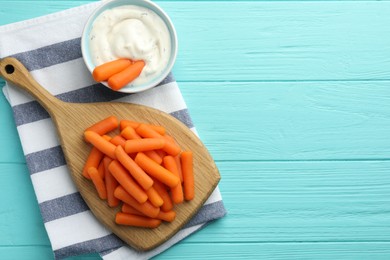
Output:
top-left (0, 2), bottom-right (226, 259)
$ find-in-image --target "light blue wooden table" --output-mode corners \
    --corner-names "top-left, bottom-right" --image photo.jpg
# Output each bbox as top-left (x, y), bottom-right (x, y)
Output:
top-left (1, 0), bottom-right (390, 259)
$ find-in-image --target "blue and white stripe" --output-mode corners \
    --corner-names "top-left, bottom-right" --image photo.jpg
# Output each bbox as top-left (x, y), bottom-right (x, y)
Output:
top-left (0, 2), bottom-right (225, 260)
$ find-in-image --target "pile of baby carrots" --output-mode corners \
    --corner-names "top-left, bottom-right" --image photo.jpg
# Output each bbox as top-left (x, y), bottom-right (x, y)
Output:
top-left (92, 59), bottom-right (145, 91)
top-left (82, 116), bottom-right (194, 228)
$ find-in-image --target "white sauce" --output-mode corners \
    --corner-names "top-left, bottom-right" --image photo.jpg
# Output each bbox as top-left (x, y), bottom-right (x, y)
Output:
top-left (89, 5), bottom-right (171, 86)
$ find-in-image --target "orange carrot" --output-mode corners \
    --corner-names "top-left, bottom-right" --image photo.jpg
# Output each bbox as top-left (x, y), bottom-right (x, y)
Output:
top-left (125, 138), bottom-right (166, 154)
top-left (83, 147), bottom-right (104, 179)
top-left (122, 203), bottom-right (144, 216)
top-left (157, 210), bottom-right (176, 222)
top-left (115, 212), bottom-right (161, 228)
top-left (134, 152), bottom-right (180, 188)
top-left (153, 179), bottom-right (173, 212)
top-left (92, 59), bottom-right (132, 82)
top-left (110, 135), bottom-right (126, 148)
top-left (120, 120), bottom-right (166, 135)
top-left (163, 156), bottom-right (184, 204)
top-left (97, 159), bottom-right (105, 179)
top-left (174, 155), bottom-right (183, 182)
top-left (84, 131), bottom-right (116, 159)
top-left (121, 126), bottom-right (141, 140)
top-left (114, 186), bottom-right (160, 218)
top-left (103, 157), bottom-right (119, 207)
top-left (115, 146), bottom-right (153, 190)
top-left (144, 150), bottom-right (163, 165)
top-left (145, 186), bottom-right (164, 208)
top-left (181, 151), bottom-right (194, 201)
top-left (108, 160), bottom-right (148, 203)
top-left (85, 116), bottom-right (118, 136)
top-left (136, 124), bottom-right (181, 156)
top-left (108, 60), bottom-right (145, 91)
top-left (88, 167), bottom-right (107, 200)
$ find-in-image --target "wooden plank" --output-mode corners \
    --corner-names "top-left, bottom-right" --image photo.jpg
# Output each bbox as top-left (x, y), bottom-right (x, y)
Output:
top-left (179, 81), bottom-right (390, 161)
top-left (0, 2), bottom-right (390, 81)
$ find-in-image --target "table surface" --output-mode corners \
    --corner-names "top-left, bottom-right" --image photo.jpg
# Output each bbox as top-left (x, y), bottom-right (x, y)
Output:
top-left (1, 0), bottom-right (390, 259)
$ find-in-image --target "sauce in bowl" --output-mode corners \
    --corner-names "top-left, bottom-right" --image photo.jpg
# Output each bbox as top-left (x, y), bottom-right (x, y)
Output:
top-left (89, 5), bottom-right (172, 87)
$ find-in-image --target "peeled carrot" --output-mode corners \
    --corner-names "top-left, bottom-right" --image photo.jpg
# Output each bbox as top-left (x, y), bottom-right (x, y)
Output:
top-left (103, 157), bottom-right (120, 207)
top-left (115, 212), bottom-right (161, 228)
top-left (174, 155), bottom-right (183, 182)
top-left (163, 156), bottom-right (184, 204)
top-left (125, 138), bottom-right (166, 154)
top-left (108, 60), bottom-right (145, 91)
top-left (84, 131), bottom-right (116, 159)
top-left (122, 203), bottom-right (144, 216)
top-left (88, 167), bottom-right (107, 200)
top-left (152, 179), bottom-right (174, 212)
top-left (157, 210), bottom-right (176, 222)
top-left (120, 120), bottom-right (166, 135)
top-left (114, 146), bottom-right (153, 190)
top-left (144, 150), bottom-right (163, 165)
top-left (92, 59), bottom-right (132, 82)
top-left (110, 135), bottom-right (127, 148)
top-left (97, 160), bottom-right (105, 179)
top-left (83, 147), bottom-right (104, 179)
top-left (85, 116), bottom-right (118, 136)
top-left (135, 152), bottom-right (180, 188)
top-left (114, 186), bottom-right (160, 218)
top-left (108, 160), bottom-right (148, 203)
top-left (136, 124), bottom-right (181, 156)
top-left (145, 186), bottom-right (164, 208)
top-left (181, 151), bottom-right (195, 201)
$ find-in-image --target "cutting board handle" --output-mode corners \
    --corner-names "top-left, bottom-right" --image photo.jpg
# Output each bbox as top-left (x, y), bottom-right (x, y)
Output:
top-left (0, 57), bottom-right (62, 110)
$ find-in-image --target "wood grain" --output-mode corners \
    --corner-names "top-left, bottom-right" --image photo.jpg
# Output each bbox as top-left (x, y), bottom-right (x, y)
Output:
top-left (0, 57), bottom-right (220, 251)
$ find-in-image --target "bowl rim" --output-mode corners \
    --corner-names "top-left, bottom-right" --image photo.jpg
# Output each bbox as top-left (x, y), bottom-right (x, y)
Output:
top-left (81, 0), bottom-right (178, 93)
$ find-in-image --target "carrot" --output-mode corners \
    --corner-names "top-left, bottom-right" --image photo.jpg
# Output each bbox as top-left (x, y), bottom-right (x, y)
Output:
top-left (145, 186), bottom-right (164, 208)
top-left (108, 160), bottom-right (148, 203)
top-left (92, 59), bottom-right (132, 82)
top-left (174, 155), bottom-right (183, 182)
top-left (114, 186), bottom-right (160, 218)
top-left (108, 60), bottom-right (145, 91)
top-left (157, 210), bottom-right (176, 222)
top-left (115, 212), bottom-right (161, 228)
top-left (84, 131), bottom-right (116, 159)
top-left (120, 120), bottom-right (166, 135)
top-left (134, 152), bottom-right (180, 188)
top-left (181, 151), bottom-right (195, 201)
top-left (136, 124), bottom-right (181, 156)
top-left (115, 146), bottom-right (153, 190)
top-left (125, 138), bottom-right (166, 154)
top-left (97, 160), bottom-right (105, 179)
top-left (144, 150), bottom-right (163, 165)
top-left (152, 179), bottom-right (173, 212)
top-left (122, 203), bottom-right (144, 216)
top-left (88, 167), bottom-right (107, 200)
top-left (82, 147), bottom-right (104, 179)
top-left (163, 156), bottom-right (184, 204)
top-left (103, 157), bottom-right (120, 207)
top-left (85, 116), bottom-right (118, 136)
top-left (110, 135), bottom-right (126, 148)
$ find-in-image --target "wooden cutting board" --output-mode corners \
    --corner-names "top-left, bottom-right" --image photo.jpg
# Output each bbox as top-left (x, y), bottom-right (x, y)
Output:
top-left (0, 57), bottom-right (221, 251)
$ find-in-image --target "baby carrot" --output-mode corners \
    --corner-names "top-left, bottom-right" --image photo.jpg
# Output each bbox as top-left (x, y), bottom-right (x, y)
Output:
top-left (88, 167), bottom-right (107, 200)
top-left (84, 131), bottom-right (116, 159)
top-left (114, 186), bottom-right (160, 218)
top-left (108, 60), bottom-right (145, 91)
top-left (181, 151), bottom-right (195, 201)
top-left (122, 203), bottom-right (144, 216)
top-left (103, 157), bottom-right (120, 207)
top-left (83, 147), bottom-right (104, 179)
top-left (134, 152), bottom-right (180, 188)
top-left (174, 155), bottom-right (183, 182)
top-left (136, 124), bottom-right (181, 156)
top-left (124, 138), bottom-right (166, 154)
top-left (85, 116), bottom-right (118, 137)
top-left (108, 160), bottom-right (148, 203)
top-left (115, 212), bottom-right (161, 228)
top-left (97, 160), bottom-right (105, 179)
top-left (110, 135), bottom-right (126, 148)
top-left (92, 59), bottom-right (132, 82)
top-left (145, 186), bottom-right (164, 208)
top-left (152, 179), bottom-right (173, 212)
top-left (115, 146), bottom-right (153, 190)
top-left (163, 156), bottom-right (184, 204)
top-left (120, 120), bottom-right (166, 135)
top-left (157, 210), bottom-right (176, 222)
top-left (144, 150), bottom-right (163, 165)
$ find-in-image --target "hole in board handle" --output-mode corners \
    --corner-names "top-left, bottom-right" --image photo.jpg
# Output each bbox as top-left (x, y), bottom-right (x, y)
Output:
top-left (5, 64), bottom-right (14, 74)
